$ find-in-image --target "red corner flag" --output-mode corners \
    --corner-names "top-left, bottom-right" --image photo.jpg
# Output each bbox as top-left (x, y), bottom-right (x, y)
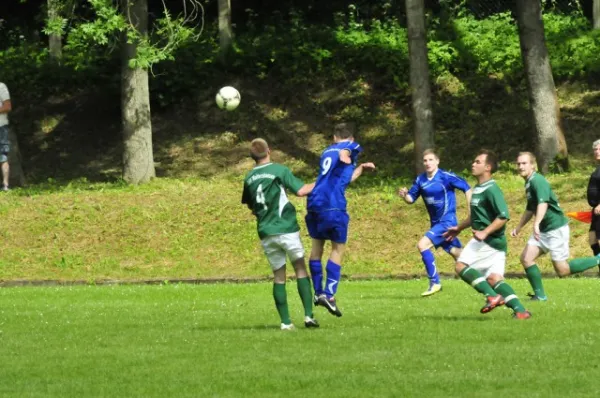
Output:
top-left (566, 211), bottom-right (592, 224)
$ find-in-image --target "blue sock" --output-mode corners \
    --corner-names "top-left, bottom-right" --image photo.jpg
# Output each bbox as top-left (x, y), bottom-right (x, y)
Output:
top-left (420, 250), bottom-right (440, 284)
top-left (324, 260), bottom-right (342, 298)
top-left (308, 260), bottom-right (323, 296)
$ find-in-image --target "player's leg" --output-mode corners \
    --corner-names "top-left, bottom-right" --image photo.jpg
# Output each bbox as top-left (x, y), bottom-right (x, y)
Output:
top-left (417, 235), bottom-right (442, 296)
top-left (488, 273), bottom-right (531, 319)
top-left (551, 225), bottom-right (599, 276)
top-left (0, 158), bottom-right (8, 190)
top-left (455, 240), bottom-right (503, 312)
top-left (283, 232), bottom-right (319, 328)
top-left (262, 236), bottom-right (293, 329)
top-left (306, 212), bottom-right (325, 297)
top-left (589, 216), bottom-right (600, 271)
top-left (519, 242), bottom-right (547, 301)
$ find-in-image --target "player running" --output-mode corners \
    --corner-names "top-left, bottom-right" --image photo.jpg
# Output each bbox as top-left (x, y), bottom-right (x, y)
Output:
top-left (242, 138), bottom-right (319, 330)
top-left (511, 152), bottom-right (600, 301)
top-left (306, 123), bottom-right (375, 317)
top-left (398, 149), bottom-right (472, 296)
top-left (444, 150), bottom-right (531, 319)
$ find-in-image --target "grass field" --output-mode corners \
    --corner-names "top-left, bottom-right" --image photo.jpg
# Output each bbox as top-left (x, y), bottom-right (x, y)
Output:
top-left (1, 279), bottom-right (599, 397)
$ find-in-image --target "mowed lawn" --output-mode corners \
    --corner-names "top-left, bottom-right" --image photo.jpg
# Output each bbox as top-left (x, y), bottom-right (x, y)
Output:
top-left (1, 279), bottom-right (599, 397)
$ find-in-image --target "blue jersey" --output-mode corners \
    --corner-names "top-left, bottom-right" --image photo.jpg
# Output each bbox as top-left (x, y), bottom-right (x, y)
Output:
top-left (307, 141), bottom-right (363, 212)
top-left (408, 168), bottom-right (470, 224)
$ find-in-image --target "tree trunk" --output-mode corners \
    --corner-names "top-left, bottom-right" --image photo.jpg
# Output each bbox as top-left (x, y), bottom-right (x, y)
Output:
top-left (8, 128), bottom-right (25, 187)
top-left (218, 0), bottom-right (233, 65)
top-left (48, 0), bottom-right (63, 63)
top-left (515, 0), bottom-right (568, 173)
top-left (121, 0), bottom-right (155, 184)
top-left (594, 0), bottom-right (600, 29)
top-left (405, 0), bottom-right (434, 174)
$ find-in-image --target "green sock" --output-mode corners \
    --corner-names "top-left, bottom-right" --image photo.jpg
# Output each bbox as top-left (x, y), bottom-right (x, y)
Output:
top-left (296, 277), bottom-right (313, 317)
top-left (458, 266), bottom-right (497, 297)
top-left (494, 280), bottom-right (526, 313)
top-left (273, 283), bottom-right (291, 325)
top-left (525, 264), bottom-right (546, 298)
top-left (568, 257), bottom-right (600, 274)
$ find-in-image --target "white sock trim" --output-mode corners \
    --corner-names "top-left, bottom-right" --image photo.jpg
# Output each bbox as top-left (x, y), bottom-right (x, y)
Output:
top-left (471, 277), bottom-right (485, 287)
top-left (504, 294), bottom-right (517, 303)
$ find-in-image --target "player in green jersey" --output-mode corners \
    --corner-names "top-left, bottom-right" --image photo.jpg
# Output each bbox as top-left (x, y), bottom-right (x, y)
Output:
top-left (511, 152), bottom-right (600, 301)
top-left (445, 150), bottom-right (531, 319)
top-left (242, 138), bottom-right (318, 331)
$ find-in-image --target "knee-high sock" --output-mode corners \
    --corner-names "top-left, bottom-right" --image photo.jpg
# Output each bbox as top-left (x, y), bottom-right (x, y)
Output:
top-left (458, 266), bottom-right (497, 297)
top-left (568, 257), bottom-right (600, 274)
top-left (525, 264), bottom-right (546, 298)
top-left (296, 277), bottom-right (313, 317)
top-left (324, 260), bottom-right (342, 298)
top-left (309, 260), bottom-right (323, 296)
top-left (273, 283), bottom-right (291, 324)
top-left (420, 249), bottom-right (440, 284)
top-left (591, 243), bottom-right (600, 256)
top-left (493, 280), bottom-right (526, 314)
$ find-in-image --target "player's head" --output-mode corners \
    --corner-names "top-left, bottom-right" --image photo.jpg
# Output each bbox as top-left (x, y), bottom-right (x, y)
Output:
top-left (333, 122), bottom-right (355, 142)
top-left (250, 138), bottom-right (270, 163)
top-left (472, 149), bottom-right (498, 178)
top-left (422, 149), bottom-right (440, 175)
top-left (593, 139), bottom-right (600, 161)
top-left (516, 151), bottom-right (536, 179)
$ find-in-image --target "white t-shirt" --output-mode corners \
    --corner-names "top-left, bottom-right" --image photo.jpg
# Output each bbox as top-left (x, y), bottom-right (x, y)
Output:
top-left (0, 83), bottom-right (10, 127)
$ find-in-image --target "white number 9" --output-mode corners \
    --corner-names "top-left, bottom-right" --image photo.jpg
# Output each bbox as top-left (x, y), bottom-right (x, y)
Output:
top-left (321, 157), bottom-right (332, 175)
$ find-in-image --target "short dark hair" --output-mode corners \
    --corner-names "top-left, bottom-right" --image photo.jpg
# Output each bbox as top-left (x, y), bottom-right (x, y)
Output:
top-left (334, 122), bottom-right (355, 139)
top-left (477, 149), bottom-right (498, 174)
top-left (250, 138), bottom-right (269, 161)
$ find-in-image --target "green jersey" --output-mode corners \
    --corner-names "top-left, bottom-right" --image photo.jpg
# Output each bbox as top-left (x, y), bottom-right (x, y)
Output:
top-left (525, 172), bottom-right (568, 232)
top-left (242, 162), bottom-right (305, 239)
top-left (470, 179), bottom-right (510, 252)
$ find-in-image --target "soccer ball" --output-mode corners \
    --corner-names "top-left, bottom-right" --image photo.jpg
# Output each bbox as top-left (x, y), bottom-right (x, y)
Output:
top-left (215, 86), bottom-right (241, 111)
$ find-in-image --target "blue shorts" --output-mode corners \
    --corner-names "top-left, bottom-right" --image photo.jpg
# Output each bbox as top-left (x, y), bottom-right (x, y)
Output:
top-left (305, 211), bottom-right (350, 244)
top-left (425, 221), bottom-right (462, 253)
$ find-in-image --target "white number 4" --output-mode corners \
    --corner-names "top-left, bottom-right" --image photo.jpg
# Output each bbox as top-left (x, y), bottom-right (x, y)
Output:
top-left (256, 184), bottom-right (268, 211)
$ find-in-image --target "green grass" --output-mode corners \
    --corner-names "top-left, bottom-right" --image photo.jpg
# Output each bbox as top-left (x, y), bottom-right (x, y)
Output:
top-left (0, 172), bottom-right (597, 282)
top-left (1, 279), bottom-right (599, 397)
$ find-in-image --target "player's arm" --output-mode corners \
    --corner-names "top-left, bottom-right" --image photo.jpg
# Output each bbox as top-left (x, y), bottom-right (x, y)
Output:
top-left (351, 162), bottom-right (375, 183)
top-left (296, 182), bottom-right (315, 197)
top-left (531, 202), bottom-right (548, 240)
top-left (511, 210), bottom-right (534, 237)
top-left (464, 188), bottom-right (472, 215)
top-left (473, 217), bottom-right (508, 242)
top-left (0, 99), bottom-right (11, 114)
top-left (397, 187), bottom-right (414, 204)
top-left (241, 184), bottom-right (253, 211)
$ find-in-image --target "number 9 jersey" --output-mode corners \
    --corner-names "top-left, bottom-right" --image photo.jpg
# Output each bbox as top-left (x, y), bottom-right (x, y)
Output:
top-left (307, 141), bottom-right (363, 213)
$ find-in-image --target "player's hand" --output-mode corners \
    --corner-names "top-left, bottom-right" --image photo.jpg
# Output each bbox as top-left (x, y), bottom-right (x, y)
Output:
top-left (361, 162), bottom-right (376, 170)
top-left (473, 229), bottom-right (488, 241)
top-left (443, 226), bottom-right (460, 241)
top-left (594, 205), bottom-right (600, 215)
top-left (510, 227), bottom-right (520, 237)
top-left (398, 187), bottom-right (408, 198)
top-left (533, 224), bottom-right (541, 241)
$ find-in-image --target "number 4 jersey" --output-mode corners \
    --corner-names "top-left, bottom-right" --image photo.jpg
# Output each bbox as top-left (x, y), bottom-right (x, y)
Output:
top-left (308, 141), bottom-right (363, 213)
top-left (242, 162), bottom-right (306, 239)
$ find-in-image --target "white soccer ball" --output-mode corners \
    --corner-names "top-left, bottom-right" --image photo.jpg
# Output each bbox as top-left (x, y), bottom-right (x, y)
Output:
top-left (215, 86), bottom-right (241, 111)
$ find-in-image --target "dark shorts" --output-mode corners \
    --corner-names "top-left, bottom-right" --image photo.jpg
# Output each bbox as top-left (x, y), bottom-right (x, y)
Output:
top-left (305, 211), bottom-right (350, 244)
top-left (0, 125), bottom-right (9, 163)
top-left (590, 213), bottom-right (600, 236)
top-left (425, 220), bottom-right (462, 253)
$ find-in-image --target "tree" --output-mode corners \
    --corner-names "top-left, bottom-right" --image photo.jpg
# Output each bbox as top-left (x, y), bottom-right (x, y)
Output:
top-left (58, 0), bottom-right (203, 184)
top-left (594, 0), bottom-right (600, 29)
top-left (405, 0), bottom-right (434, 173)
top-left (47, 0), bottom-right (64, 62)
top-left (121, 0), bottom-right (154, 183)
top-left (218, 0), bottom-right (233, 64)
top-left (515, 0), bottom-right (568, 173)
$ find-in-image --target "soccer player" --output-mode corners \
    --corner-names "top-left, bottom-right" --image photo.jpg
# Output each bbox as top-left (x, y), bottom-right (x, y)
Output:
top-left (398, 149), bottom-right (472, 296)
top-left (242, 138), bottom-right (319, 331)
top-left (306, 122), bottom-right (375, 317)
top-left (511, 151), bottom-right (600, 301)
top-left (444, 150), bottom-right (531, 319)
top-left (586, 139), bottom-right (600, 268)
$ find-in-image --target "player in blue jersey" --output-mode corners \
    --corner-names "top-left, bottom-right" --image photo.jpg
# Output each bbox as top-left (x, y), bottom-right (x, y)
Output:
top-left (306, 123), bottom-right (375, 317)
top-left (398, 149), bottom-right (472, 296)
